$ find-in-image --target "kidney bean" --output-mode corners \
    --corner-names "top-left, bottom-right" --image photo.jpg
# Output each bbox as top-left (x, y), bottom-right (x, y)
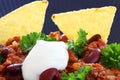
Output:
top-left (88, 34), bottom-right (101, 44)
top-left (83, 49), bottom-right (101, 63)
top-left (40, 68), bottom-right (60, 80)
top-left (1, 48), bottom-right (10, 58)
top-left (5, 73), bottom-right (23, 80)
top-left (5, 64), bottom-right (22, 74)
top-left (4, 64), bottom-right (23, 80)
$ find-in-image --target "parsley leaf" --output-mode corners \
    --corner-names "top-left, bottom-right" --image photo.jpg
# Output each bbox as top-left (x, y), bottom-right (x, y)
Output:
top-left (20, 32), bottom-right (56, 52)
top-left (62, 65), bottom-right (92, 80)
top-left (67, 29), bottom-right (87, 56)
top-left (101, 43), bottom-right (120, 70)
top-left (0, 52), bottom-right (4, 64)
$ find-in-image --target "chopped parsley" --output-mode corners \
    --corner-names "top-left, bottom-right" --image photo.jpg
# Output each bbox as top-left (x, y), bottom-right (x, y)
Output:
top-left (0, 52), bottom-right (5, 64)
top-left (67, 29), bottom-right (88, 56)
top-left (20, 32), bottom-right (56, 52)
top-left (62, 65), bottom-right (92, 80)
top-left (101, 43), bottom-right (120, 70)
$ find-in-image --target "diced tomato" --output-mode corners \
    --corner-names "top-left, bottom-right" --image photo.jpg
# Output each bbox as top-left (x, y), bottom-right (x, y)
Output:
top-left (60, 34), bottom-right (68, 42)
top-left (97, 39), bottom-right (106, 49)
top-left (68, 50), bottom-right (78, 63)
top-left (49, 31), bottom-right (61, 40)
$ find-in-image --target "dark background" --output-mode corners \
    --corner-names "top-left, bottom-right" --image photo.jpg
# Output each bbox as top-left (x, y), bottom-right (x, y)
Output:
top-left (0, 0), bottom-right (120, 44)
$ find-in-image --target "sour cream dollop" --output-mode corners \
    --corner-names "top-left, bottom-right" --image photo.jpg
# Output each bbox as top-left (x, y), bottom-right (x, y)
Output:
top-left (22, 40), bottom-right (69, 80)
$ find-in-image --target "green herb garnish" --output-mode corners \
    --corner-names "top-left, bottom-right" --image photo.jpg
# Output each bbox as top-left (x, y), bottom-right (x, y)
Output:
top-left (0, 52), bottom-right (4, 64)
top-left (67, 29), bottom-right (87, 56)
top-left (62, 65), bottom-right (92, 80)
top-left (101, 43), bottom-right (120, 70)
top-left (20, 32), bottom-right (56, 52)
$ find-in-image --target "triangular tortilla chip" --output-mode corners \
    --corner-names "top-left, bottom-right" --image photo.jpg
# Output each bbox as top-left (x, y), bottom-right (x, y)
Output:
top-left (52, 6), bottom-right (116, 43)
top-left (0, 1), bottom-right (48, 43)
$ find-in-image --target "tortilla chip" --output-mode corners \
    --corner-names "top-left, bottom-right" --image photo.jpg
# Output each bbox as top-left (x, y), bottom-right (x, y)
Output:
top-left (52, 6), bottom-right (116, 43)
top-left (0, 1), bottom-right (48, 43)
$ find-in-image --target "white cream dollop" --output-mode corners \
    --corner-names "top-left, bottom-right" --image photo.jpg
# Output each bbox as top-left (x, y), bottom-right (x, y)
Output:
top-left (22, 40), bottom-right (69, 80)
